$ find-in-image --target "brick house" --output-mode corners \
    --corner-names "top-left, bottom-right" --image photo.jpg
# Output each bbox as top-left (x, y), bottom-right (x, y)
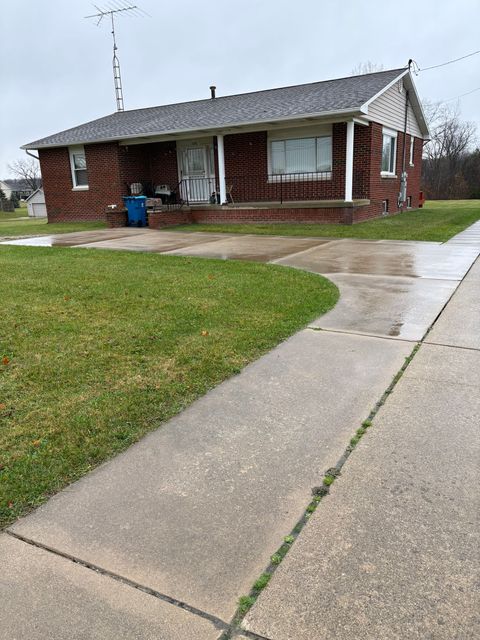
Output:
top-left (23, 68), bottom-right (429, 225)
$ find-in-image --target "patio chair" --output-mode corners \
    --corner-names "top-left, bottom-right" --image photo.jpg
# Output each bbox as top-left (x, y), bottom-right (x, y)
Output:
top-left (226, 183), bottom-right (234, 204)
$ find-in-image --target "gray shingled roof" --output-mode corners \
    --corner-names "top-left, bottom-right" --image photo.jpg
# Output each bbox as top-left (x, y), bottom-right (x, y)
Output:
top-left (24, 69), bottom-right (406, 149)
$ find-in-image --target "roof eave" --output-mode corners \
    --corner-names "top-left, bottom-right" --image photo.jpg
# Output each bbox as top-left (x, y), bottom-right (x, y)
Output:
top-left (22, 107), bottom-right (365, 150)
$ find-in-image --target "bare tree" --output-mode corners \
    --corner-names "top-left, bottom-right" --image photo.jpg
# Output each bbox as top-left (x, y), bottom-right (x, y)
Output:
top-left (7, 157), bottom-right (42, 191)
top-left (351, 61), bottom-right (385, 76)
top-left (422, 103), bottom-right (477, 198)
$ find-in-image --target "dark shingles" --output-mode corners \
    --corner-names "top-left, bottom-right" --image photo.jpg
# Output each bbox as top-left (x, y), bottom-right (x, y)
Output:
top-left (24, 69), bottom-right (405, 149)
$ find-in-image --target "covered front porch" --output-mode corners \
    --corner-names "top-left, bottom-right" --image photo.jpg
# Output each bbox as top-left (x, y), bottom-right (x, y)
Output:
top-left (118, 118), bottom-right (370, 224)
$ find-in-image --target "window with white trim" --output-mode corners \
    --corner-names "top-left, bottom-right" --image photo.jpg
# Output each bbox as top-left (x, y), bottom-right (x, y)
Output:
top-left (381, 129), bottom-right (397, 175)
top-left (409, 137), bottom-right (415, 166)
top-left (271, 135), bottom-right (332, 175)
top-left (69, 146), bottom-right (88, 188)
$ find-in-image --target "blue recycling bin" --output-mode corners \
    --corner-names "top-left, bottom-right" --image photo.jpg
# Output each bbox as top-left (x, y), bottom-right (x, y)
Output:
top-left (123, 196), bottom-right (147, 227)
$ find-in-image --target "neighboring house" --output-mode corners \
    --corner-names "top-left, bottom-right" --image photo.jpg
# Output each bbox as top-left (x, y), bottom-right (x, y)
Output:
top-left (25, 188), bottom-right (47, 218)
top-left (1, 179), bottom-right (37, 200)
top-left (0, 180), bottom-right (13, 199)
top-left (22, 68), bottom-right (429, 225)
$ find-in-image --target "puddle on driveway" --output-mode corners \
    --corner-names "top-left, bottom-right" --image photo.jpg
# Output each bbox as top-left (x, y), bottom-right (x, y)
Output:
top-left (275, 239), bottom-right (479, 280)
top-left (165, 235), bottom-right (331, 262)
top-left (0, 228), bottom-right (151, 247)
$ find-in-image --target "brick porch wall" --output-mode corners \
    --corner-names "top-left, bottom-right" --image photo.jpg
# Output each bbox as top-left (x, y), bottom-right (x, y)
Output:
top-left (190, 206), bottom-right (355, 224)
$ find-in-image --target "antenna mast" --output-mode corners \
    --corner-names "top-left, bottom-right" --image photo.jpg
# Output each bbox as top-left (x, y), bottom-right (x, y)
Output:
top-left (85, 3), bottom-right (146, 112)
top-left (110, 10), bottom-right (125, 111)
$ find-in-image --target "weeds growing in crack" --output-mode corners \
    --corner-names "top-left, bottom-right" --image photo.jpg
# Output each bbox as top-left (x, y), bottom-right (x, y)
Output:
top-left (253, 573), bottom-right (271, 591)
top-left (238, 596), bottom-right (256, 615)
top-left (232, 343), bottom-right (422, 628)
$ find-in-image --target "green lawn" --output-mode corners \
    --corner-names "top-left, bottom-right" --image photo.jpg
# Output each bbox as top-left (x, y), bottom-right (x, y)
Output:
top-left (173, 200), bottom-right (480, 242)
top-left (0, 246), bottom-right (338, 527)
top-left (0, 208), bottom-right (106, 237)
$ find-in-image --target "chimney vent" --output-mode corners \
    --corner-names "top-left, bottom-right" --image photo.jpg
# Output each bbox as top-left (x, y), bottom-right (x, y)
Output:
top-left (210, 85), bottom-right (216, 99)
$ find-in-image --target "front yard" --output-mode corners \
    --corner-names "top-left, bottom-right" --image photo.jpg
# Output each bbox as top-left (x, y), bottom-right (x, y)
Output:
top-left (173, 200), bottom-right (480, 243)
top-left (0, 246), bottom-right (338, 527)
top-left (0, 207), bottom-right (105, 237)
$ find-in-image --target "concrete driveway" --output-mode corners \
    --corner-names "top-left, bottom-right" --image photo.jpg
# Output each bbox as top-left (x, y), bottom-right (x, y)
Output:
top-left (4, 225), bottom-right (479, 341)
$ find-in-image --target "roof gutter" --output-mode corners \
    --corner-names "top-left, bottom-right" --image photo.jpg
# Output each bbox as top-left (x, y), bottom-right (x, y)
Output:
top-left (25, 149), bottom-right (40, 160)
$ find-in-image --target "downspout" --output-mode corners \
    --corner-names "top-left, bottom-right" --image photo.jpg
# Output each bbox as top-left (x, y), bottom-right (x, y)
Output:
top-left (399, 62), bottom-right (411, 209)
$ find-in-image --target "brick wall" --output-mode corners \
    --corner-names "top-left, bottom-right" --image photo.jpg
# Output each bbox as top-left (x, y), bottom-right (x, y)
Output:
top-left (147, 141), bottom-right (179, 190)
top-left (40, 143), bottom-right (124, 221)
top-left (352, 123), bottom-right (371, 199)
top-left (365, 122), bottom-right (423, 220)
top-left (190, 206), bottom-right (355, 224)
top-left (119, 141), bottom-right (179, 194)
top-left (223, 125), bottom-right (347, 202)
top-left (118, 144), bottom-right (150, 189)
top-left (40, 122), bottom-right (422, 224)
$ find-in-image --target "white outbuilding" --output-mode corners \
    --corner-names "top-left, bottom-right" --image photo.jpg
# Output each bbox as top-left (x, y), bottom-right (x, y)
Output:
top-left (26, 188), bottom-right (47, 218)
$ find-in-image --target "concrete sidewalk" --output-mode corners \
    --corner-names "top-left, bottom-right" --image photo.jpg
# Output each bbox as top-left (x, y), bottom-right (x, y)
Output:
top-left (244, 256), bottom-right (480, 639)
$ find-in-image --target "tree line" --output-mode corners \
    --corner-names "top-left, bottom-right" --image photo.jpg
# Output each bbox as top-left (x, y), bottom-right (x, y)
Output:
top-left (421, 102), bottom-right (479, 200)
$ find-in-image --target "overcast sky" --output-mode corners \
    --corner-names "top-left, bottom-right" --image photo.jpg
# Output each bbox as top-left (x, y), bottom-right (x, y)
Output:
top-left (1, 0), bottom-right (479, 177)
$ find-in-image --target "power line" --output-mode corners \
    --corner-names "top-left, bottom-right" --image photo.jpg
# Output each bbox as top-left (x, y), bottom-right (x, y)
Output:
top-left (441, 86), bottom-right (480, 103)
top-left (418, 49), bottom-right (480, 72)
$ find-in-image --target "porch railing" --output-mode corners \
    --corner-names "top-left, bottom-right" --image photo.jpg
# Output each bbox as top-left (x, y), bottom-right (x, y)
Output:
top-left (225, 172), bottom-right (336, 204)
top-left (174, 172), bottom-right (368, 205)
top-left (146, 172), bottom-right (368, 209)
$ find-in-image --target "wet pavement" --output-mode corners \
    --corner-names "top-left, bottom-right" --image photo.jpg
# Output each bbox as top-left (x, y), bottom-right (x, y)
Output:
top-left (3, 225), bottom-right (479, 341)
top-left (244, 257), bottom-right (480, 640)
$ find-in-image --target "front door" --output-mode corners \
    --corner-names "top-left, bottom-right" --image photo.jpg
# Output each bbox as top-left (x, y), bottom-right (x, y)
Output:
top-left (179, 144), bottom-right (216, 202)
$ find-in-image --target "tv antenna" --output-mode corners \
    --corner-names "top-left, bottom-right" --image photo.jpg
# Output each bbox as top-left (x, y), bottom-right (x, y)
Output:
top-left (85, 2), bottom-right (149, 112)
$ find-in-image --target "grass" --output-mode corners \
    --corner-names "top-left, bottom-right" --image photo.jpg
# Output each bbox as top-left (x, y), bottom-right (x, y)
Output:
top-left (0, 246), bottom-right (338, 528)
top-left (0, 207), bottom-right (106, 237)
top-left (172, 200), bottom-right (480, 242)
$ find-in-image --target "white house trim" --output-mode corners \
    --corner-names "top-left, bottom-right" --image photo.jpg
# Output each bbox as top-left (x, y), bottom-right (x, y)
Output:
top-left (68, 145), bottom-right (89, 190)
top-left (381, 127), bottom-right (398, 177)
top-left (361, 69), bottom-right (409, 109)
top-left (216, 134), bottom-right (227, 204)
top-left (345, 120), bottom-right (354, 202)
top-left (266, 124), bottom-right (333, 179)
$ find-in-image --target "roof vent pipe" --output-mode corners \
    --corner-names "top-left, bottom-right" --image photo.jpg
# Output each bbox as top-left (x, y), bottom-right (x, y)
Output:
top-left (210, 85), bottom-right (216, 99)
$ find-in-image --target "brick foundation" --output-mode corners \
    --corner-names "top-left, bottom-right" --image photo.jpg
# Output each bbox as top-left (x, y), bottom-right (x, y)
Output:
top-left (190, 206), bottom-right (355, 225)
top-left (105, 208), bottom-right (128, 227)
top-left (148, 210), bottom-right (192, 228)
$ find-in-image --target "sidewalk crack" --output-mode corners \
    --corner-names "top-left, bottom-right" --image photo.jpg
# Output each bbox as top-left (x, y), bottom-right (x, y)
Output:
top-left (5, 530), bottom-right (230, 633)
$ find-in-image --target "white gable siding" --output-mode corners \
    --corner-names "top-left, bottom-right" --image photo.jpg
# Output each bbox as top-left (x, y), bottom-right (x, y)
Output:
top-left (367, 80), bottom-right (422, 137)
top-left (0, 180), bottom-right (13, 199)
